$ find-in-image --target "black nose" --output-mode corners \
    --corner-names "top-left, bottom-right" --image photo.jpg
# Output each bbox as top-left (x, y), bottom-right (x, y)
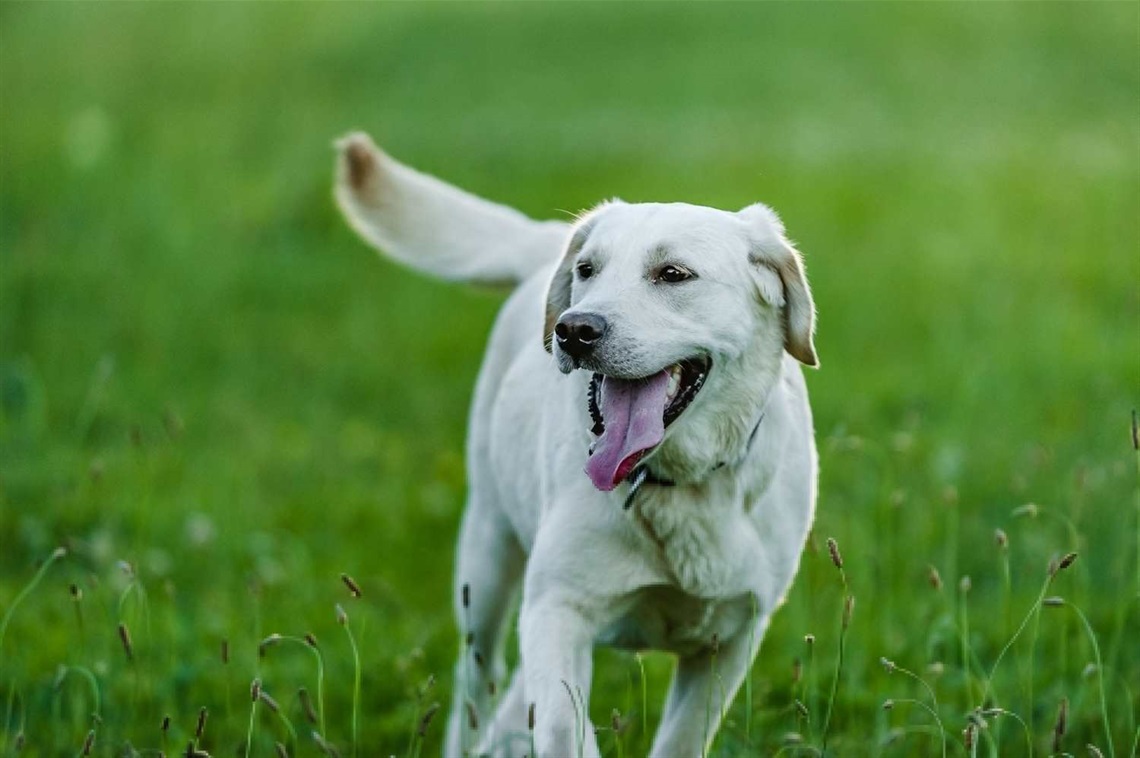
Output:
top-left (554, 313), bottom-right (608, 359)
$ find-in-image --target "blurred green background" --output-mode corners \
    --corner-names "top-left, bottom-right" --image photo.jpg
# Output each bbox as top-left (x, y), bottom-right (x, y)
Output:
top-left (1, 3), bottom-right (1137, 756)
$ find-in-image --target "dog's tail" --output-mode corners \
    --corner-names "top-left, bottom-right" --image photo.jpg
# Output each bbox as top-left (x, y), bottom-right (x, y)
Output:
top-left (334, 132), bottom-right (571, 286)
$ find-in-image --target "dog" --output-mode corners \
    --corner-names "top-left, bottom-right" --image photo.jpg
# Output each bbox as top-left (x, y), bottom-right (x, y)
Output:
top-left (334, 132), bottom-right (819, 758)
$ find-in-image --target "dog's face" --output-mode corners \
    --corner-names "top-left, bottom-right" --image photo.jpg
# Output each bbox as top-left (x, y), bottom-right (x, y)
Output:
top-left (544, 201), bottom-right (817, 490)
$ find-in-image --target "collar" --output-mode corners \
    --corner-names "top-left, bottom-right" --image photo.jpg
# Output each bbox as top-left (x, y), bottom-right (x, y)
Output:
top-left (621, 411), bottom-right (765, 510)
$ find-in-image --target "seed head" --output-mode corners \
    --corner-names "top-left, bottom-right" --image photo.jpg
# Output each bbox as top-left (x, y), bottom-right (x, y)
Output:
top-left (880, 657), bottom-right (896, 673)
top-left (69, 584), bottom-right (83, 601)
top-left (118, 623), bottom-right (134, 660)
top-left (259, 690), bottom-right (281, 713)
top-left (1058, 552), bottom-right (1078, 571)
top-left (161, 715), bottom-right (171, 732)
top-left (794, 699), bottom-right (809, 718)
top-left (994, 529), bottom-right (1008, 550)
top-left (335, 604), bottom-right (348, 626)
top-left (1089, 744), bottom-right (1106, 758)
top-left (274, 742), bottom-right (289, 758)
top-left (81, 730), bottom-right (95, 755)
top-left (312, 732), bottom-right (341, 758)
top-left (1052, 697), bottom-right (1068, 752)
top-left (417, 703), bottom-right (441, 737)
top-left (882, 699), bottom-right (894, 711)
top-left (963, 724), bottom-right (976, 750)
top-left (1012, 503), bottom-right (1039, 519)
top-left (299, 687), bottom-right (318, 724)
top-left (250, 678), bottom-right (262, 702)
top-left (804, 634), bottom-right (815, 647)
top-left (528, 702), bottom-right (536, 731)
top-left (826, 538), bottom-right (843, 570)
top-left (195, 707), bottom-right (207, 738)
top-left (958, 575), bottom-right (972, 594)
top-left (926, 661), bottom-right (945, 677)
top-left (611, 708), bottom-right (624, 733)
top-left (340, 573), bottom-right (362, 598)
top-left (1043, 596), bottom-right (1065, 607)
top-left (927, 565), bottom-right (943, 591)
top-left (304, 633), bottom-right (319, 649)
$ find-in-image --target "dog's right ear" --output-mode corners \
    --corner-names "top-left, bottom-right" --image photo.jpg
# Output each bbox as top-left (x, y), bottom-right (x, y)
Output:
top-left (542, 205), bottom-right (610, 352)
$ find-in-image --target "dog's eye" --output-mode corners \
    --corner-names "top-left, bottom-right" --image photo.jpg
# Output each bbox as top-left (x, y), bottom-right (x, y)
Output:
top-left (657, 264), bottom-right (695, 284)
top-left (576, 261), bottom-right (595, 279)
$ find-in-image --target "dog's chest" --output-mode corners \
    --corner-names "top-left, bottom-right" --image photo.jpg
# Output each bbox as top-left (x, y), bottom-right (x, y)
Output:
top-left (631, 481), bottom-right (760, 598)
top-left (595, 487), bottom-right (763, 654)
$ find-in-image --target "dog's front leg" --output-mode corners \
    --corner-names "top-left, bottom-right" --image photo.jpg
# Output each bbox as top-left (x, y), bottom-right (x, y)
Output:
top-left (649, 612), bottom-right (772, 758)
top-left (518, 593), bottom-right (601, 758)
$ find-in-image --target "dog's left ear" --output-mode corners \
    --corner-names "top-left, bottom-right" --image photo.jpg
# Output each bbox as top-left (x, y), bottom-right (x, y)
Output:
top-left (739, 203), bottom-right (819, 368)
top-left (542, 203), bottom-right (613, 352)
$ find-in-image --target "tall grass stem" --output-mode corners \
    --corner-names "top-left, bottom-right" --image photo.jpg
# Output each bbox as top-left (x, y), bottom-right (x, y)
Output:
top-left (635, 653), bottom-right (648, 738)
top-left (338, 613), bottom-right (362, 758)
top-left (1058, 601), bottom-right (1115, 758)
top-left (0, 547), bottom-right (66, 655)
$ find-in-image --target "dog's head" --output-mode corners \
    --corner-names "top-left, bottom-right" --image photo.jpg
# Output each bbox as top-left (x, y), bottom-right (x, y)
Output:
top-left (543, 200), bottom-right (817, 490)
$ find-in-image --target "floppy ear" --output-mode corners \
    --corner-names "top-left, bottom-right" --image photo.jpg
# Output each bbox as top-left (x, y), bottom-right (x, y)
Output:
top-left (740, 203), bottom-right (819, 367)
top-left (542, 205), bottom-right (610, 352)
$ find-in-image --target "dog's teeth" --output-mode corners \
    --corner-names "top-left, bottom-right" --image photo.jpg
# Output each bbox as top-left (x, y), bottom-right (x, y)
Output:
top-left (667, 371), bottom-right (680, 398)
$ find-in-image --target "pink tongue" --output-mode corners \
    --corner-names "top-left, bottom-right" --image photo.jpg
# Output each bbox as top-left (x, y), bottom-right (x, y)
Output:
top-left (585, 371), bottom-right (670, 491)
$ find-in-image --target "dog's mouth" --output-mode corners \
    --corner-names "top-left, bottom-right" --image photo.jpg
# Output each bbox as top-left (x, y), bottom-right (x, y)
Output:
top-left (584, 357), bottom-right (710, 491)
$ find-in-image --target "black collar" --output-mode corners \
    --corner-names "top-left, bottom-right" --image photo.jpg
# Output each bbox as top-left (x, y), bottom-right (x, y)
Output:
top-left (621, 412), bottom-right (765, 510)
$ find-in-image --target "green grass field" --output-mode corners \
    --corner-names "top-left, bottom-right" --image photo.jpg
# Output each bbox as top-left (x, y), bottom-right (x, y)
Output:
top-left (2, 3), bottom-right (1138, 756)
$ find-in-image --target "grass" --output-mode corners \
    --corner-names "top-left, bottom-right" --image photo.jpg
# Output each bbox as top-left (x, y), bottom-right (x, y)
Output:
top-left (1, 2), bottom-right (1138, 755)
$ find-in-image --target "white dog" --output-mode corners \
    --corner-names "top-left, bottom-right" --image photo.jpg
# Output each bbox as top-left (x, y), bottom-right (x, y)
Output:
top-left (334, 132), bottom-right (818, 758)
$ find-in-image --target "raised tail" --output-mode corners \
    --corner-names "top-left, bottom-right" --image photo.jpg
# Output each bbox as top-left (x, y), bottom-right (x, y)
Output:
top-left (334, 132), bottom-right (571, 285)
